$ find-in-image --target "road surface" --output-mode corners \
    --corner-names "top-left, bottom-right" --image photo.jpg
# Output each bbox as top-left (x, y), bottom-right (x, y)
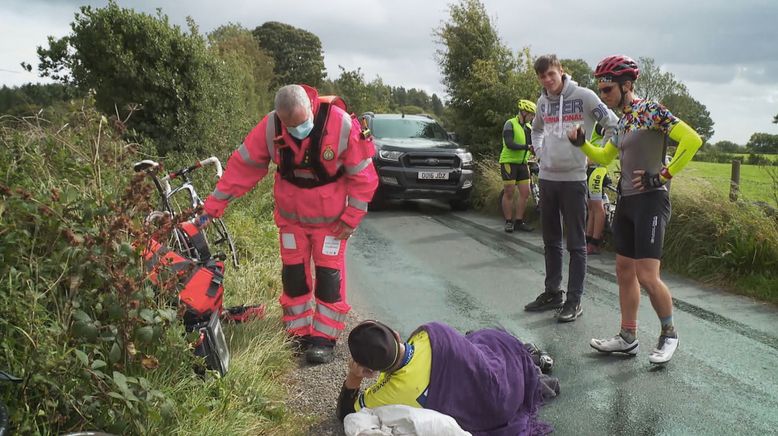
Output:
top-left (345, 201), bottom-right (778, 435)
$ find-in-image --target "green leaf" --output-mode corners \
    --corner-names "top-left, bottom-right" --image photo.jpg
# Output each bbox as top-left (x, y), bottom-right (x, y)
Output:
top-left (109, 342), bottom-right (121, 363)
top-left (91, 359), bottom-right (107, 369)
top-left (139, 309), bottom-right (154, 322)
top-left (108, 392), bottom-right (125, 400)
top-left (135, 326), bottom-right (154, 344)
top-left (112, 371), bottom-right (138, 402)
top-left (73, 309), bottom-right (91, 322)
top-left (74, 349), bottom-right (89, 366)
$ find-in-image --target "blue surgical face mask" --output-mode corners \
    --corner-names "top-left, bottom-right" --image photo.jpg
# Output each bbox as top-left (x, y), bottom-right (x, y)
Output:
top-left (288, 116), bottom-right (314, 139)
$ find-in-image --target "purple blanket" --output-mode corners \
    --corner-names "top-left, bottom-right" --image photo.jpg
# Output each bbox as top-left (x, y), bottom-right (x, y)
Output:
top-left (420, 322), bottom-right (553, 435)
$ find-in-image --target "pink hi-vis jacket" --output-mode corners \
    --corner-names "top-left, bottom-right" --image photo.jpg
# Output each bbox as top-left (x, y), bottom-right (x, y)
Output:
top-left (203, 85), bottom-right (378, 229)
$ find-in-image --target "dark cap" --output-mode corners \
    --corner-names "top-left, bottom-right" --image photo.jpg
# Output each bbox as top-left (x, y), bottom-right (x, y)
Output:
top-left (348, 320), bottom-right (400, 372)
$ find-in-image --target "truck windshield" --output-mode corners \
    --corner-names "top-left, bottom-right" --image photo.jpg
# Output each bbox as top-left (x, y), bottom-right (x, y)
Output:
top-left (372, 118), bottom-right (449, 140)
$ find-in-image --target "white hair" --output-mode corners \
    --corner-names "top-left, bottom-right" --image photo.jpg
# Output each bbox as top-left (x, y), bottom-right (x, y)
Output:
top-left (274, 85), bottom-right (311, 115)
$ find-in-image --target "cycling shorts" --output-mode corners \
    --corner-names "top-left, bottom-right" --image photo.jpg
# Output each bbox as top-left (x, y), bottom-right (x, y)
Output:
top-left (501, 163), bottom-right (530, 184)
top-left (587, 167), bottom-right (608, 201)
top-left (613, 190), bottom-right (671, 260)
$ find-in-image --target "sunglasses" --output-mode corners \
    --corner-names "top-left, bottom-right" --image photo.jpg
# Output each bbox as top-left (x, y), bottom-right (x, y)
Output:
top-left (599, 85), bottom-right (615, 95)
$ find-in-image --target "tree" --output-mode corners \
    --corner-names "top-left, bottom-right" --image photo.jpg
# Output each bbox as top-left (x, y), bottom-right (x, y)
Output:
top-left (747, 133), bottom-right (778, 153)
top-left (406, 88), bottom-right (431, 109)
top-left (662, 93), bottom-right (715, 143)
top-left (435, 0), bottom-right (539, 155)
top-left (332, 67), bottom-right (379, 115)
top-left (253, 21), bottom-right (326, 88)
top-left (634, 57), bottom-right (687, 102)
top-left (773, 114), bottom-right (777, 124)
top-left (711, 140), bottom-right (743, 153)
top-left (561, 58), bottom-right (595, 92)
top-left (35, 2), bottom-right (255, 155)
top-left (391, 87), bottom-right (408, 108)
top-left (208, 24), bottom-right (276, 118)
top-left (431, 94), bottom-right (444, 117)
top-left (0, 83), bottom-right (80, 115)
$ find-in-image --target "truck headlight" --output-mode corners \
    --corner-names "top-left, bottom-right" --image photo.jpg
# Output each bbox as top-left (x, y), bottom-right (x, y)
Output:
top-left (458, 152), bottom-right (473, 167)
top-left (379, 150), bottom-right (403, 161)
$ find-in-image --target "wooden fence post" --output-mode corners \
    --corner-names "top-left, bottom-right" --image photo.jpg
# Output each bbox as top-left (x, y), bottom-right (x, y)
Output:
top-left (729, 159), bottom-right (741, 202)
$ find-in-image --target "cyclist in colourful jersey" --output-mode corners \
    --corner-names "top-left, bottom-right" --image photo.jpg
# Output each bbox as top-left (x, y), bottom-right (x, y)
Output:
top-left (499, 99), bottom-right (537, 233)
top-left (568, 55), bottom-right (702, 364)
top-left (585, 123), bottom-right (610, 255)
top-left (337, 320), bottom-right (559, 434)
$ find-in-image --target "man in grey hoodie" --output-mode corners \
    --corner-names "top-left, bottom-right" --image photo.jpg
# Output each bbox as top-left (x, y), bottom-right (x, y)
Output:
top-left (523, 55), bottom-right (618, 322)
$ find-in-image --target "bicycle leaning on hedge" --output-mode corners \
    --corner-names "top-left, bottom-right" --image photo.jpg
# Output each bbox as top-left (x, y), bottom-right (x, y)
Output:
top-left (133, 156), bottom-right (239, 268)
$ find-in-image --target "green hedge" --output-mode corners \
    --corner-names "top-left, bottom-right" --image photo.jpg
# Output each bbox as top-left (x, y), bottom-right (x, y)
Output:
top-left (0, 104), bottom-right (300, 434)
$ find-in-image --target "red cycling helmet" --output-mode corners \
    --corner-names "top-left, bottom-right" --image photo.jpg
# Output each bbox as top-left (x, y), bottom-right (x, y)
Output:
top-left (594, 55), bottom-right (639, 81)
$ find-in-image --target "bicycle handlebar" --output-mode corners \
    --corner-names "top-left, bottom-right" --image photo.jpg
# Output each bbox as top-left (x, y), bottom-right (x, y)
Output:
top-left (199, 156), bottom-right (223, 179)
top-left (158, 156), bottom-right (223, 194)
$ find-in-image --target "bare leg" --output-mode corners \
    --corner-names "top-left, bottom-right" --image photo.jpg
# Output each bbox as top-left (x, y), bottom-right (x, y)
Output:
top-left (502, 184), bottom-right (516, 221)
top-left (635, 258), bottom-right (673, 319)
top-left (616, 255), bottom-right (640, 325)
top-left (516, 182), bottom-right (530, 220)
top-left (589, 200), bottom-right (605, 240)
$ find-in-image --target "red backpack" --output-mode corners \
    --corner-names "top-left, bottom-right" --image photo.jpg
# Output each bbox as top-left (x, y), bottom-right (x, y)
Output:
top-left (142, 221), bottom-right (224, 317)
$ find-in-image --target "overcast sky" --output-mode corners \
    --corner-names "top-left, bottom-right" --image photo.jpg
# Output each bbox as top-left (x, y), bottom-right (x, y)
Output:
top-left (2, 0), bottom-right (777, 144)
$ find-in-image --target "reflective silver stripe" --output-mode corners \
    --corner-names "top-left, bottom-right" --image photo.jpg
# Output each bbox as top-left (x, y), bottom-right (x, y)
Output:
top-left (283, 300), bottom-right (315, 316)
top-left (212, 188), bottom-right (233, 201)
top-left (278, 208), bottom-right (341, 224)
top-left (238, 143), bottom-right (268, 169)
top-left (345, 158), bottom-right (371, 175)
top-left (312, 320), bottom-right (341, 338)
top-left (266, 110), bottom-right (276, 159)
top-left (293, 169), bottom-right (316, 179)
top-left (347, 197), bottom-right (368, 211)
top-left (338, 115), bottom-right (351, 155)
top-left (285, 315), bottom-right (313, 331)
top-left (316, 303), bottom-right (347, 322)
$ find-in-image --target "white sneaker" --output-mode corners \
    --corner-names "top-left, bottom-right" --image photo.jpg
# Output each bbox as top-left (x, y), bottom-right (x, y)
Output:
top-left (648, 335), bottom-right (679, 364)
top-left (590, 334), bottom-right (639, 356)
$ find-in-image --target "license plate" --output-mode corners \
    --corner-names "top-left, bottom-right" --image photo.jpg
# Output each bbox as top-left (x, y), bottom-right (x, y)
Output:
top-left (418, 171), bottom-right (449, 180)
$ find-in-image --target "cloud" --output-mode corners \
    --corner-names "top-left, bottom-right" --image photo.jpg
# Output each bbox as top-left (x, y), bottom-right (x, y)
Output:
top-left (2, 0), bottom-right (777, 142)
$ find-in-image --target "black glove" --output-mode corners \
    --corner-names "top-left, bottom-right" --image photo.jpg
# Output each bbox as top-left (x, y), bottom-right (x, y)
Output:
top-left (569, 126), bottom-right (586, 147)
top-left (640, 172), bottom-right (667, 189)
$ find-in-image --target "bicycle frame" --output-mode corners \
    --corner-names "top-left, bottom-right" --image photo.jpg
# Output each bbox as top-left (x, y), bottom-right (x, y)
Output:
top-left (134, 157), bottom-right (238, 267)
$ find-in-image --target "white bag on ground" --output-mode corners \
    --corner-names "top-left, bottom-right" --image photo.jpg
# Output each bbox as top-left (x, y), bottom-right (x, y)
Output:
top-left (344, 405), bottom-right (472, 436)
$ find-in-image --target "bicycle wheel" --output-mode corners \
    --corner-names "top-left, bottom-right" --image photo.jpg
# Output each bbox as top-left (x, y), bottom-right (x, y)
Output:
top-left (206, 218), bottom-right (239, 268)
top-left (145, 210), bottom-right (198, 260)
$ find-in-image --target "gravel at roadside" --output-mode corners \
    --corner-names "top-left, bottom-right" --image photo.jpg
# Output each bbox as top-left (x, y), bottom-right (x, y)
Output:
top-left (284, 311), bottom-right (366, 435)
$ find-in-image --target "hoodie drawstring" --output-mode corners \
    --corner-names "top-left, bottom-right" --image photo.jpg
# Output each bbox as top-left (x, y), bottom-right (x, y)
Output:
top-left (557, 93), bottom-right (564, 138)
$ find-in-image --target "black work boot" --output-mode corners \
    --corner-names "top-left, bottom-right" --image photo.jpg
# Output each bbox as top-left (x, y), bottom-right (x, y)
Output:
top-left (289, 334), bottom-right (312, 355)
top-left (524, 290), bottom-right (564, 312)
top-left (305, 337), bottom-right (336, 364)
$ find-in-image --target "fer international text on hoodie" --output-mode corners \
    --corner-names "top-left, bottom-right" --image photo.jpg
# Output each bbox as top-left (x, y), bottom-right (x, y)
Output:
top-left (531, 75), bottom-right (618, 182)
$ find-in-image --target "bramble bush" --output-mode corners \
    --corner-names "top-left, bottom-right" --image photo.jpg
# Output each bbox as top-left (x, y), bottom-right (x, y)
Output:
top-left (0, 104), bottom-right (197, 434)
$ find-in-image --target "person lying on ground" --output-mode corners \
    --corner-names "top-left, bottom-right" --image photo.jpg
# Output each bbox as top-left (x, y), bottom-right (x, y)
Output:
top-left (337, 320), bottom-right (559, 436)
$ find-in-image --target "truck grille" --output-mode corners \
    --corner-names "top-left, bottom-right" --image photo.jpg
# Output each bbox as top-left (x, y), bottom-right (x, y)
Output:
top-left (403, 154), bottom-right (460, 169)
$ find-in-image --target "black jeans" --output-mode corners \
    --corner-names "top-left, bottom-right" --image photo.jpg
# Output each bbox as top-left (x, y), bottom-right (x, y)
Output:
top-left (539, 179), bottom-right (587, 303)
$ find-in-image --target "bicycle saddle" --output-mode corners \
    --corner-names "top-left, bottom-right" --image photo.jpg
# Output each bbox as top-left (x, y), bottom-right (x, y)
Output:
top-left (133, 160), bottom-right (159, 172)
